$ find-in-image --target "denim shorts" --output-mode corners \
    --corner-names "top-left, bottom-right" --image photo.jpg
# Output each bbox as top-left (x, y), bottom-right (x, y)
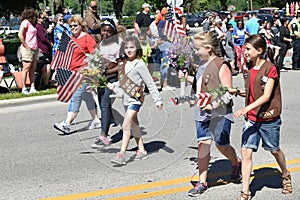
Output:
top-left (195, 117), bottom-right (231, 146)
top-left (124, 104), bottom-right (141, 112)
top-left (241, 118), bottom-right (281, 152)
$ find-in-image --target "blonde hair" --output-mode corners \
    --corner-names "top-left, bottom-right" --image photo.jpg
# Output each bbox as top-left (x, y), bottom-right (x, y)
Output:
top-left (68, 14), bottom-right (87, 32)
top-left (54, 13), bottom-right (64, 24)
top-left (193, 31), bottom-right (221, 56)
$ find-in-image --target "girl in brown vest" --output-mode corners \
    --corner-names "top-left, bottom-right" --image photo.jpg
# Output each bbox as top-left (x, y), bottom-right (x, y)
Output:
top-left (180, 31), bottom-right (242, 197)
top-left (234, 34), bottom-right (292, 200)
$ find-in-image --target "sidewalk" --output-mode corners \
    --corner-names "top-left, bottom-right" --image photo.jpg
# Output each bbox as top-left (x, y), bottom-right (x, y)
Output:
top-left (0, 93), bottom-right (58, 108)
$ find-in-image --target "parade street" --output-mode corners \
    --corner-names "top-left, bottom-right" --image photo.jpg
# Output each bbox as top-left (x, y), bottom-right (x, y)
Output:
top-left (0, 70), bottom-right (300, 200)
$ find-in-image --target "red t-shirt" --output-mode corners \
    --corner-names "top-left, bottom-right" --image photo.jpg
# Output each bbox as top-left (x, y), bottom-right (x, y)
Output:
top-left (248, 65), bottom-right (278, 122)
top-left (70, 33), bottom-right (96, 71)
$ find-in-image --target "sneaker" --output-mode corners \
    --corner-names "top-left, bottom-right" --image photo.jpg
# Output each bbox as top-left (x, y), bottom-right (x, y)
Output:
top-left (134, 150), bottom-right (148, 160)
top-left (231, 157), bottom-right (242, 183)
top-left (162, 85), bottom-right (176, 91)
top-left (29, 88), bottom-right (39, 94)
top-left (280, 68), bottom-right (288, 72)
top-left (91, 137), bottom-right (110, 148)
top-left (54, 121), bottom-right (71, 134)
top-left (22, 88), bottom-right (29, 95)
top-left (84, 118), bottom-right (101, 130)
top-left (187, 181), bottom-right (208, 197)
top-left (111, 152), bottom-right (126, 165)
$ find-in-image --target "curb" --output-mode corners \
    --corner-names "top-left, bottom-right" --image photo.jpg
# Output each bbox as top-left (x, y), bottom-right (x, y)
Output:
top-left (0, 94), bottom-right (58, 108)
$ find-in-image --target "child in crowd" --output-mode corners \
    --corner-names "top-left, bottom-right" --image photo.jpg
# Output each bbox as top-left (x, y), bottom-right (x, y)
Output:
top-left (224, 23), bottom-right (236, 73)
top-left (179, 31), bottom-right (241, 197)
top-left (138, 32), bottom-right (152, 66)
top-left (158, 36), bottom-right (176, 91)
top-left (234, 34), bottom-right (292, 200)
top-left (109, 36), bottom-right (163, 165)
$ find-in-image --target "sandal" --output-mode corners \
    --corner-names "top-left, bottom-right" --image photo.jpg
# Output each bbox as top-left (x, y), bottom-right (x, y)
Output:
top-left (237, 191), bottom-right (251, 200)
top-left (282, 172), bottom-right (293, 194)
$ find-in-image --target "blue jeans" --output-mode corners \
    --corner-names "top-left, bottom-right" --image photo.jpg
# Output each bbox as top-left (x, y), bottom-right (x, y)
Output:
top-left (68, 83), bottom-right (96, 113)
top-left (97, 77), bottom-right (117, 136)
top-left (241, 118), bottom-right (281, 152)
top-left (195, 117), bottom-right (232, 146)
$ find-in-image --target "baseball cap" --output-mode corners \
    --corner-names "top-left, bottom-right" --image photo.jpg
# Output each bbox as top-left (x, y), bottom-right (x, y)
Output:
top-left (142, 3), bottom-right (152, 9)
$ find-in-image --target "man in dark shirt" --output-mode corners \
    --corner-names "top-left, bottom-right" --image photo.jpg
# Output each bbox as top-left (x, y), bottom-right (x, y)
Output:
top-left (135, 3), bottom-right (152, 34)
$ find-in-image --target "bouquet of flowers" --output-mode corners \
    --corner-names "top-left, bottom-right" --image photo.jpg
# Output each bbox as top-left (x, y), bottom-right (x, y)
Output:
top-left (165, 36), bottom-right (194, 96)
top-left (166, 36), bottom-right (194, 73)
top-left (81, 48), bottom-right (108, 89)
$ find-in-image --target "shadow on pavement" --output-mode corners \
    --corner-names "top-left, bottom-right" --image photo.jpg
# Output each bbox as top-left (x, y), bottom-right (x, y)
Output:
top-left (249, 167), bottom-right (282, 198)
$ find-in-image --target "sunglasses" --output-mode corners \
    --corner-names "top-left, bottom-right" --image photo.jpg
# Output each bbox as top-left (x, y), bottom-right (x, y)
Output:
top-left (91, 6), bottom-right (97, 10)
top-left (59, 19), bottom-right (64, 22)
top-left (70, 24), bottom-right (78, 28)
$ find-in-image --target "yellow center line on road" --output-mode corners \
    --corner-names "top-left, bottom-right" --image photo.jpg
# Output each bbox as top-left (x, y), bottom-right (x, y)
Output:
top-left (39, 158), bottom-right (300, 200)
top-left (106, 165), bottom-right (300, 200)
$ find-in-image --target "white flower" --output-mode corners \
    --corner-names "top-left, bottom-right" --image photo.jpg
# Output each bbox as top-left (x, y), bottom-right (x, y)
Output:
top-left (261, 76), bottom-right (268, 83)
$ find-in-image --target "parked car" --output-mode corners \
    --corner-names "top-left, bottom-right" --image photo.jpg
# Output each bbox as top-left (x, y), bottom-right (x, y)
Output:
top-left (0, 26), bottom-right (18, 35)
top-left (186, 14), bottom-right (204, 27)
top-left (256, 7), bottom-right (281, 21)
top-left (235, 11), bottom-right (249, 21)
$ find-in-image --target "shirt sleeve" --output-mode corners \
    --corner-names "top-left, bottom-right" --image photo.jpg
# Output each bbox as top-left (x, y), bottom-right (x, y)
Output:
top-left (86, 34), bottom-right (96, 54)
top-left (268, 65), bottom-right (278, 79)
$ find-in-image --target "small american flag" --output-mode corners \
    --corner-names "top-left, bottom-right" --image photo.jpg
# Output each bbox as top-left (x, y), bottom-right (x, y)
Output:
top-left (56, 68), bottom-right (84, 103)
top-left (163, 2), bottom-right (186, 42)
top-left (50, 32), bottom-right (77, 70)
top-left (171, 93), bottom-right (212, 107)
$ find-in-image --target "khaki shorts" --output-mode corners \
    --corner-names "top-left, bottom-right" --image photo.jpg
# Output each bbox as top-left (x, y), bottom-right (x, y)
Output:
top-left (19, 45), bottom-right (39, 62)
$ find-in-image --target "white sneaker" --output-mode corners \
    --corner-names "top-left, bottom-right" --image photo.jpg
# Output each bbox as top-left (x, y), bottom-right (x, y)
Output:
top-left (54, 121), bottom-right (71, 134)
top-left (22, 88), bottom-right (29, 95)
top-left (85, 118), bottom-right (101, 130)
top-left (29, 88), bottom-right (39, 94)
top-left (162, 85), bottom-right (176, 91)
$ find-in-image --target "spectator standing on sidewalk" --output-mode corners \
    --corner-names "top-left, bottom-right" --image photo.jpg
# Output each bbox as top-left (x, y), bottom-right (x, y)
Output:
top-left (179, 31), bottom-right (241, 197)
top-left (18, 7), bottom-right (39, 94)
top-left (84, 0), bottom-right (101, 43)
top-left (290, 10), bottom-right (300, 70)
top-left (35, 12), bottom-right (53, 90)
top-left (54, 15), bottom-right (100, 134)
top-left (134, 3), bottom-right (152, 35)
top-left (277, 17), bottom-right (293, 71)
top-left (245, 12), bottom-right (260, 36)
top-left (234, 34), bottom-right (292, 200)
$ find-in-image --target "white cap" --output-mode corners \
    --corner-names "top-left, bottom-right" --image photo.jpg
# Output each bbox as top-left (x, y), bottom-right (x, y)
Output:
top-left (216, 18), bottom-right (222, 23)
top-left (142, 3), bottom-right (151, 9)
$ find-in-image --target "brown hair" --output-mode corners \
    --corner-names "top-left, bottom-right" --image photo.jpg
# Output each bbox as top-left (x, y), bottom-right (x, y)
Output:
top-left (120, 36), bottom-right (143, 59)
top-left (21, 7), bottom-right (37, 24)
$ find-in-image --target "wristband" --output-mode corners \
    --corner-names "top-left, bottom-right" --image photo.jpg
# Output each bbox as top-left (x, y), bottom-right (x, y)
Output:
top-left (235, 87), bottom-right (240, 97)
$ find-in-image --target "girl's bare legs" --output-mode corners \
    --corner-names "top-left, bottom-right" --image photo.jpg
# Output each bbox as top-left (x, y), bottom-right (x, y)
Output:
top-left (241, 148), bottom-right (253, 195)
top-left (120, 109), bottom-right (139, 155)
top-left (198, 139), bottom-right (212, 183)
top-left (271, 149), bottom-right (289, 177)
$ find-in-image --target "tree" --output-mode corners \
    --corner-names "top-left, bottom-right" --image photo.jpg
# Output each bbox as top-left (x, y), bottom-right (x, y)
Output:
top-left (0, 0), bottom-right (42, 19)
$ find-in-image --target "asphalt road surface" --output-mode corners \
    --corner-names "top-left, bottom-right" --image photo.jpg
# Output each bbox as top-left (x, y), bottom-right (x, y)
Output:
top-left (0, 69), bottom-right (300, 200)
